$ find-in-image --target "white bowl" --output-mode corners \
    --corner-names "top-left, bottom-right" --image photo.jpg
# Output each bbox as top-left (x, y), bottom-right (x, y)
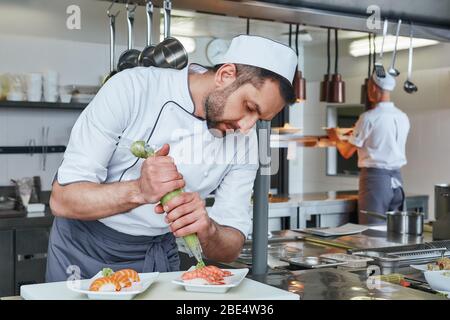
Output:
top-left (424, 270), bottom-right (450, 292)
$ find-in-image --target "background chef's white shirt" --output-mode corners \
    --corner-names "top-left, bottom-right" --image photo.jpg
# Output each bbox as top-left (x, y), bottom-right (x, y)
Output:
top-left (348, 102), bottom-right (410, 170)
top-left (57, 66), bottom-right (259, 237)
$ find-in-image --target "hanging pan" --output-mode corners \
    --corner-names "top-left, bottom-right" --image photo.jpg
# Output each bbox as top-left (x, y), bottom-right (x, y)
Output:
top-left (117, 3), bottom-right (140, 71)
top-left (150, 0), bottom-right (188, 69)
top-left (103, 1), bottom-right (119, 83)
top-left (138, 1), bottom-right (156, 67)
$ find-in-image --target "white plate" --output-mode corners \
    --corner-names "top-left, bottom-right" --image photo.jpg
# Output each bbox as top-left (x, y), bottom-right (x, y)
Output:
top-left (172, 267), bottom-right (249, 294)
top-left (424, 270), bottom-right (450, 292)
top-left (68, 271), bottom-right (159, 300)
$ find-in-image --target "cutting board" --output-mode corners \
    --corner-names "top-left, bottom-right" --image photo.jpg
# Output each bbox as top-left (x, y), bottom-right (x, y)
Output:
top-left (20, 271), bottom-right (299, 300)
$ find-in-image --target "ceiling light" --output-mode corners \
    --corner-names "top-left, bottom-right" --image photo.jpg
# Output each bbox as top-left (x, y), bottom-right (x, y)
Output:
top-left (349, 35), bottom-right (438, 57)
top-left (159, 35), bottom-right (196, 53)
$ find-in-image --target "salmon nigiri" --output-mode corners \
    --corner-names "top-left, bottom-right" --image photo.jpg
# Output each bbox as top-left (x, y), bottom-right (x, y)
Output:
top-left (181, 265), bottom-right (233, 285)
top-left (113, 269), bottom-right (140, 283)
top-left (89, 277), bottom-right (121, 292)
top-left (110, 273), bottom-right (132, 288)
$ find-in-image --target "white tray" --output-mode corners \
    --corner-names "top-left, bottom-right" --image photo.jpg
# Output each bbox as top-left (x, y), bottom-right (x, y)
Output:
top-left (67, 271), bottom-right (159, 300)
top-left (172, 268), bottom-right (249, 294)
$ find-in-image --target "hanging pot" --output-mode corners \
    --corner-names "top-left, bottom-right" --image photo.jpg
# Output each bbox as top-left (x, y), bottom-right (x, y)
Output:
top-left (138, 1), bottom-right (156, 67)
top-left (320, 29), bottom-right (331, 102)
top-left (327, 29), bottom-right (345, 103)
top-left (117, 3), bottom-right (140, 72)
top-left (103, 3), bottom-right (119, 84)
top-left (150, 0), bottom-right (188, 69)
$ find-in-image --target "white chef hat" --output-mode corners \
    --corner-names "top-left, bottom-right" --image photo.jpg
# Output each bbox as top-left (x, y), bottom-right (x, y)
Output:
top-left (219, 35), bottom-right (298, 85)
top-left (372, 72), bottom-right (396, 91)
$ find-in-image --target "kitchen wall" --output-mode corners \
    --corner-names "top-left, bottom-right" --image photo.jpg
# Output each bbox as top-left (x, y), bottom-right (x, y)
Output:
top-left (302, 39), bottom-right (450, 219)
top-left (0, 0), bottom-right (207, 190)
top-left (0, 0), bottom-right (304, 192)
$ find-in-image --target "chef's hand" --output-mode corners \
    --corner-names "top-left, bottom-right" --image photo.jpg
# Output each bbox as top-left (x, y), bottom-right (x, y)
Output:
top-left (327, 128), bottom-right (340, 142)
top-left (154, 192), bottom-right (213, 240)
top-left (137, 144), bottom-right (185, 204)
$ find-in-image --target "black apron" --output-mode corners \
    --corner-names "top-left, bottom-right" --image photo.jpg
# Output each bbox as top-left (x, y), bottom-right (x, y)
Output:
top-left (358, 167), bottom-right (405, 225)
top-left (45, 217), bottom-right (180, 282)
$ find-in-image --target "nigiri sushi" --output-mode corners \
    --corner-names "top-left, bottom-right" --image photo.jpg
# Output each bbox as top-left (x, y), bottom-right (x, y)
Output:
top-left (110, 273), bottom-right (132, 288)
top-left (113, 269), bottom-right (140, 283)
top-left (89, 277), bottom-right (121, 292)
top-left (181, 265), bottom-right (232, 285)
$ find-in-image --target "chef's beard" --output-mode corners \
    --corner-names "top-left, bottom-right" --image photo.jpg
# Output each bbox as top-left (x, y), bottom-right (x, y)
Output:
top-left (204, 83), bottom-right (238, 138)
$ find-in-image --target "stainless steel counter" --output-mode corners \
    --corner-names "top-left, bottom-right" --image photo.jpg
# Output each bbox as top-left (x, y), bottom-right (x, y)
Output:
top-left (265, 191), bottom-right (427, 209)
top-left (224, 228), bottom-right (447, 300)
top-left (249, 268), bottom-right (444, 300)
top-left (262, 191), bottom-right (429, 229)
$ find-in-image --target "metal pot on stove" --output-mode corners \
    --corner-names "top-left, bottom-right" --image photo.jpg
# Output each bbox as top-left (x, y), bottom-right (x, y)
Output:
top-left (360, 210), bottom-right (424, 236)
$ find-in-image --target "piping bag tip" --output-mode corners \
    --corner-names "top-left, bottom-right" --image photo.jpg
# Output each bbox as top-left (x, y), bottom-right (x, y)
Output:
top-left (182, 236), bottom-right (205, 268)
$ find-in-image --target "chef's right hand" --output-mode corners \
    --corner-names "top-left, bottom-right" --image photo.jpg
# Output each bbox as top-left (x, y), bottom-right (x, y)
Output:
top-left (137, 144), bottom-right (185, 204)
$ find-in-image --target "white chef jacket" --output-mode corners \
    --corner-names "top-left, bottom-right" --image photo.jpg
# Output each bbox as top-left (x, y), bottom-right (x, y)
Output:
top-left (348, 102), bottom-right (410, 171)
top-left (56, 65), bottom-right (259, 237)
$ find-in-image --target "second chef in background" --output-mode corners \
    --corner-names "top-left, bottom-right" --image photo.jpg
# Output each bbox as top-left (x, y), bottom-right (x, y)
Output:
top-left (329, 72), bottom-right (410, 224)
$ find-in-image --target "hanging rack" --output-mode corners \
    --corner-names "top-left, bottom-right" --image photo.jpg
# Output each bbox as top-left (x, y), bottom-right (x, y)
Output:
top-left (107, 0), bottom-right (120, 17)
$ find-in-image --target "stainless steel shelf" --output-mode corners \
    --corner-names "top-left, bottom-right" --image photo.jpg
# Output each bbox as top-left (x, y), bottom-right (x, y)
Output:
top-left (0, 101), bottom-right (87, 110)
top-left (270, 134), bottom-right (335, 148)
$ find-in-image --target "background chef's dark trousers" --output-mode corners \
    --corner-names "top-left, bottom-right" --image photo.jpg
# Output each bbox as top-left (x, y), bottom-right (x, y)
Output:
top-left (358, 167), bottom-right (404, 225)
top-left (45, 217), bottom-right (180, 282)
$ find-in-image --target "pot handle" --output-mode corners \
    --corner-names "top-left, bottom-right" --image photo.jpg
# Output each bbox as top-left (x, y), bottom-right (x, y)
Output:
top-left (399, 186), bottom-right (406, 211)
top-left (360, 210), bottom-right (387, 220)
top-left (163, 0), bottom-right (172, 39)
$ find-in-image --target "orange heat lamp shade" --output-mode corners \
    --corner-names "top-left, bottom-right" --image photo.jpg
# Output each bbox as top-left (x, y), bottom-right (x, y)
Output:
top-left (293, 69), bottom-right (306, 102)
top-left (320, 74), bottom-right (331, 102)
top-left (327, 73), bottom-right (346, 103)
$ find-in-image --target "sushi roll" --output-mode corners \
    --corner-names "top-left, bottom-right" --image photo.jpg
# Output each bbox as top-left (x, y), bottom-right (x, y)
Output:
top-left (89, 276), bottom-right (121, 292)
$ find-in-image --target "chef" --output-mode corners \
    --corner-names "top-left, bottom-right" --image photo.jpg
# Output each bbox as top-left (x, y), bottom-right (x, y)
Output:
top-left (328, 72), bottom-right (410, 224)
top-left (46, 35), bottom-right (298, 282)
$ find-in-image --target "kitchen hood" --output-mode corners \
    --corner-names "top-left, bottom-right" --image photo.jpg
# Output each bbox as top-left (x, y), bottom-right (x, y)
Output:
top-left (105, 0), bottom-right (450, 41)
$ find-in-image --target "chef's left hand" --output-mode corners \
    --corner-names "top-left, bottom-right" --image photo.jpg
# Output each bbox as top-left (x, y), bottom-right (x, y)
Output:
top-left (327, 128), bottom-right (340, 142)
top-left (154, 192), bottom-right (213, 239)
